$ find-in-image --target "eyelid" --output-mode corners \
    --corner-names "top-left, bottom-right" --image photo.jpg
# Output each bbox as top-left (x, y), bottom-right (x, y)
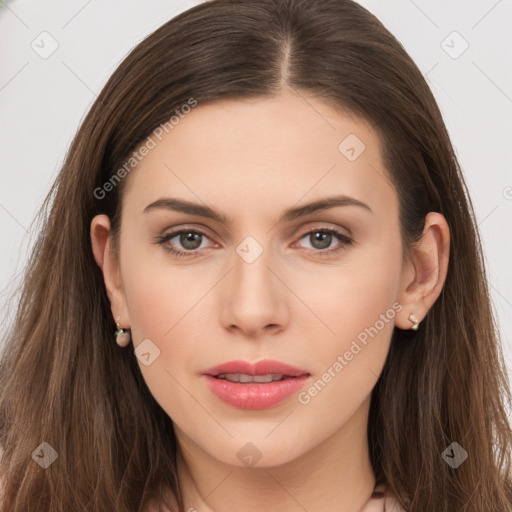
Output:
top-left (292, 225), bottom-right (353, 254)
top-left (158, 224), bottom-right (217, 242)
top-left (155, 226), bottom-right (218, 250)
top-left (290, 219), bottom-right (352, 241)
top-left (156, 223), bottom-right (353, 256)
top-left (295, 222), bottom-right (352, 239)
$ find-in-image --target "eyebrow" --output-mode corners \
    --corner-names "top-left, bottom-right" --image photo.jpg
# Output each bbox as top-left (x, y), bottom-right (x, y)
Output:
top-left (143, 194), bottom-right (373, 224)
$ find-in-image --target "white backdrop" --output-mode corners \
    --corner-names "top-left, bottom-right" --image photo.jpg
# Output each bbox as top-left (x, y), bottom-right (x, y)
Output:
top-left (1, 0), bottom-right (511, 384)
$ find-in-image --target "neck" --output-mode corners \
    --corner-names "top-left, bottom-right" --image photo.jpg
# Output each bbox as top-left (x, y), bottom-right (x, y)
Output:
top-left (174, 397), bottom-right (376, 512)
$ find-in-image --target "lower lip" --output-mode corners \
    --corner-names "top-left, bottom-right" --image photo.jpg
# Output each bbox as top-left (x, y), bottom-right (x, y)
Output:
top-left (203, 375), bottom-right (310, 410)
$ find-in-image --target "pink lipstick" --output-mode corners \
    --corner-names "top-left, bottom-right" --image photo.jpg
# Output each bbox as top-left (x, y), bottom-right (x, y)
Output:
top-left (202, 359), bottom-right (310, 410)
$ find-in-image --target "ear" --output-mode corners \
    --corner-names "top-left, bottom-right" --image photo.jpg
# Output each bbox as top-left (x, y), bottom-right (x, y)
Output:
top-left (395, 212), bottom-right (450, 330)
top-left (90, 214), bottom-right (130, 328)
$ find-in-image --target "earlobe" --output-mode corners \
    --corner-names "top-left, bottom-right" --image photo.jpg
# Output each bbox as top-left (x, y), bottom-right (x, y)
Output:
top-left (90, 214), bottom-right (130, 327)
top-left (395, 212), bottom-right (450, 330)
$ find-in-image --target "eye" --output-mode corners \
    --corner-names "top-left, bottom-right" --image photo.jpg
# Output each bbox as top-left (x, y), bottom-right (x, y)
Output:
top-left (155, 226), bottom-right (353, 258)
top-left (295, 227), bottom-right (352, 255)
top-left (155, 229), bottom-right (214, 257)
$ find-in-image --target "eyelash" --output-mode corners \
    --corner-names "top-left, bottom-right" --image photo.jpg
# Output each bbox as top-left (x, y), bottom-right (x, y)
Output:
top-left (155, 227), bottom-right (353, 259)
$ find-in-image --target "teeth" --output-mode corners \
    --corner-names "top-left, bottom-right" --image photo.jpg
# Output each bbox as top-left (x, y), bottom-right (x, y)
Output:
top-left (217, 373), bottom-right (285, 383)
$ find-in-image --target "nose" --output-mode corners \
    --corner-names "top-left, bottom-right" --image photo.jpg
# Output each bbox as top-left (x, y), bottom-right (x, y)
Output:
top-left (220, 245), bottom-right (289, 338)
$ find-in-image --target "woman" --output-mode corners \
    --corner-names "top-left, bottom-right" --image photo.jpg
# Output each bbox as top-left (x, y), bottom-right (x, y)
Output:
top-left (1, 0), bottom-right (511, 511)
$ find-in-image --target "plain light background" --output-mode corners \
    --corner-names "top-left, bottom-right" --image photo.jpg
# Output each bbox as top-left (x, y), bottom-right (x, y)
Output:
top-left (0, 1), bottom-right (511, 385)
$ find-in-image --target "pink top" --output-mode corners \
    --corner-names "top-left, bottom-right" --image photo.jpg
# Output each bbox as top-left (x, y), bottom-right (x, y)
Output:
top-left (360, 483), bottom-right (406, 512)
top-left (146, 483), bottom-right (407, 511)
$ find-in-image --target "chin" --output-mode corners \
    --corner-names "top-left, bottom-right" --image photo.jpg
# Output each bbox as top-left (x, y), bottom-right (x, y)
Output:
top-left (202, 433), bottom-right (312, 469)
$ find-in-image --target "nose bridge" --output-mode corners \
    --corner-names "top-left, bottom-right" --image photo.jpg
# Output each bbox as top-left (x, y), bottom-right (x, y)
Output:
top-left (232, 234), bottom-right (276, 301)
top-left (222, 234), bottom-right (286, 334)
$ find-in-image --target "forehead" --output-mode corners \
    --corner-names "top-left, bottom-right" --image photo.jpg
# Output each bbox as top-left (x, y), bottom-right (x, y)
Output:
top-left (122, 90), bottom-right (397, 221)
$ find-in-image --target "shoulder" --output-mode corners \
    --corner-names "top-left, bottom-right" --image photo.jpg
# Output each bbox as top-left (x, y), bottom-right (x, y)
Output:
top-left (143, 485), bottom-right (179, 512)
top-left (360, 483), bottom-right (407, 512)
top-left (384, 494), bottom-right (407, 512)
top-left (0, 447), bottom-right (4, 503)
top-left (0, 469), bottom-right (4, 507)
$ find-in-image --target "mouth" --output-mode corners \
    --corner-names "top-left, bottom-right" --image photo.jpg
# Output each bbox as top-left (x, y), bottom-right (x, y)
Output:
top-left (202, 359), bottom-right (310, 410)
top-left (203, 359), bottom-right (309, 379)
top-left (214, 373), bottom-right (291, 383)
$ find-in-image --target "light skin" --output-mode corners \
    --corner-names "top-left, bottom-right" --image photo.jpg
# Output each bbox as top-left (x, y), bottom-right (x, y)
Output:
top-left (91, 89), bottom-right (450, 512)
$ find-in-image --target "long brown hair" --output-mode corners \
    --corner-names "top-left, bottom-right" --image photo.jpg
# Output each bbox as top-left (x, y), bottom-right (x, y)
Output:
top-left (1, 0), bottom-right (511, 510)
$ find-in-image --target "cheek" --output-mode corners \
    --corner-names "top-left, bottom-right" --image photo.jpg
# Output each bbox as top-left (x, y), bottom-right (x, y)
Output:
top-left (121, 259), bottom-right (214, 398)
top-left (293, 239), bottom-right (403, 404)
top-left (119, 233), bottom-right (217, 343)
top-left (293, 238), bottom-right (403, 348)
top-left (120, 260), bottom-right (209, 428)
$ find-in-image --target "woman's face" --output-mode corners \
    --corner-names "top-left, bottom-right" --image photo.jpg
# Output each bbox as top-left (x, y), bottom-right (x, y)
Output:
top-left (104, 90), bottom-right (415, 467)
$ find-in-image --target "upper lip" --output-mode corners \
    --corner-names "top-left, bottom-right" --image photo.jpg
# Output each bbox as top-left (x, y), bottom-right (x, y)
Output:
top-left (203, 359), bottom-right (310, 378)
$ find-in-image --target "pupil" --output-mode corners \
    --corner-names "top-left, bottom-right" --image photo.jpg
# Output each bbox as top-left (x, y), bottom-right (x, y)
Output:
top-left (180, 232), bottom-right (201, 250)
top-left (311, 232), bottom-right (331, 249)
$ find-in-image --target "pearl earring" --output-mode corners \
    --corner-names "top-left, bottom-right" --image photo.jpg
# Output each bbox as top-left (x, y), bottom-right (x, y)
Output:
top-left (115, 316), bottom-right (131, 347)
top-left (408, 313), bottom-right (420, 331)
